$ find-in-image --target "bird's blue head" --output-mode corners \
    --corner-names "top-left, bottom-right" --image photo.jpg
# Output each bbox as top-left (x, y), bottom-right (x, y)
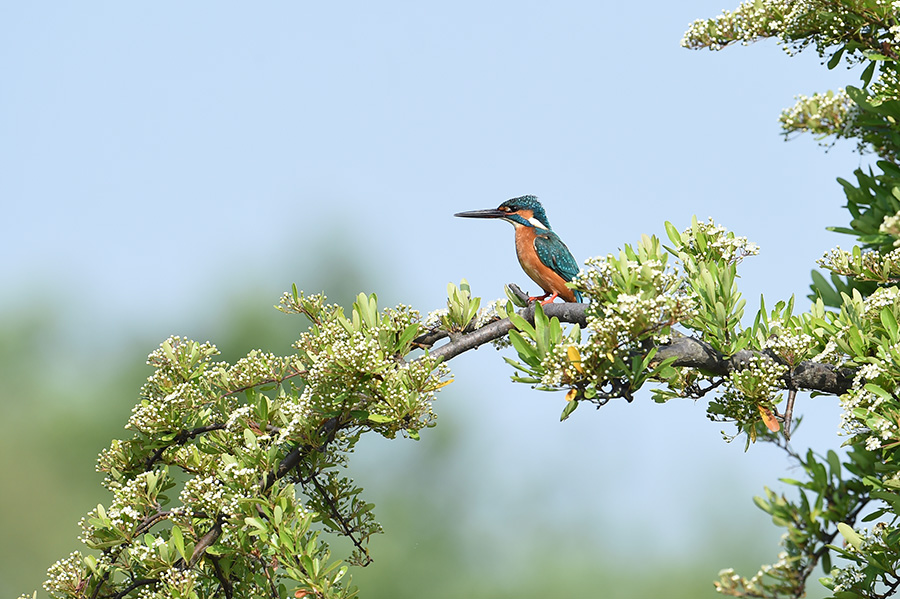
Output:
top-left (454, 195), bottom-right (552, 230)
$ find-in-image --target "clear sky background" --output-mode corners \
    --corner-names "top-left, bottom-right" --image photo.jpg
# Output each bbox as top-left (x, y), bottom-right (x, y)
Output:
top-left (0, 2), bottom-right (871, 596)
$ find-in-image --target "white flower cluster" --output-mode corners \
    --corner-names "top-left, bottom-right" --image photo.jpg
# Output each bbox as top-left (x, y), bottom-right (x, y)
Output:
top-left (681, 0), bottom-right (774, 49)
top-left (588, 292), bottom-right (694, 351)
top-left (180, 474), bottom-right (229, 516)
top-left (41, 551), bottom-right (85, 597)
top-left (219, 459), bottom-right (260, 485)
top-left (225, 405), bottom-right (254, 432)
top-left (880, 211), bottom-right (900, 246)
top-left (154, 566), bottom-right (199, 598)
top-left (423, 308), bottom-right (448, 328)
top-left (763, 326), bottom-right (816, 366)
top-left (682, 218), bottom-right (759, 263)
top-left (78, 470), bottom-right (165, 548)
top-left (474, 299), bottom-right (506, 328)
top-left (780, 88), bottom-right (853, 136)
top-left (577, 252), bottom-right (696, 353)
top-left (539, 343), bottom-right (580, 388)
top-left (832, 563), bottom-right (865, 593)
top-left (839, 383), bottom-right (899, 448)
top-left (729, 355), bottom-right (788, 401)
top-left (129, 337), bottom-right (224, 434)
top-left (682, 0), bottom-right (875, 61)
top-left (855, 362), bottom-right (885, 392)
top-left (128, 381), bottom-right (199, 433)
top-left (125, 533), bottom-right (167, 564)
top-left (714, 548), bottom-right (797, 595)
top-left (865, 287), bottom-right (900, 320)
top-left (819, 246), bottom-right (900, 281)
top-left (276, 393), bottom-right (313, 444)
top-left (227, 350), bottom-right (286, 391)
top-left (291, 310), bottom-right (446, 438)
top-left (811, 338), bottom-right (839, 364)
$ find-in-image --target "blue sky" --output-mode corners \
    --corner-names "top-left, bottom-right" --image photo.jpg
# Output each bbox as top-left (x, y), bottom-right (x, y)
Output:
top-left (1, 0), bottom-right (870, 590)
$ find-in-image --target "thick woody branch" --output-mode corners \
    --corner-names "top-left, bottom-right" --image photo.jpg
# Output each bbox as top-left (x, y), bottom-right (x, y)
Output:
top-left (655, 337), bottom-right (855, 395)
top-left (427, 302), bottom-right (587, 362)
top-left (426, 300), bottom-right (855, 397)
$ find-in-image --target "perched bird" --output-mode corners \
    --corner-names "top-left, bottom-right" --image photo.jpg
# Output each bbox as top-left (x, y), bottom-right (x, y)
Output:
top-left (455, 195), bottom-right (582, 303)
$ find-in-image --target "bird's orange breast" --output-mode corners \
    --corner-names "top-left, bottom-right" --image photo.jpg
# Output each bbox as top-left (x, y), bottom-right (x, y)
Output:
top-left (514, 227), bottom-right (577, 302)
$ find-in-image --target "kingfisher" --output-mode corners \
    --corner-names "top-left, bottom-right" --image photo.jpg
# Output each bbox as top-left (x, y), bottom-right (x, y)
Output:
top-left (455, 195), bottom-right (582, 304)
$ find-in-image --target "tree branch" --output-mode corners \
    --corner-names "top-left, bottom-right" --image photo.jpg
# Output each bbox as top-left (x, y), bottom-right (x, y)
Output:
top-left (110, 578), bottom-right (157, 599)
top-left (186, 517), bottom-right (223, 569)
top-left (426, 300), bottom-right (855, 396)
top-left (259, 416), bottom-right (341, 493)
top-left (144, 424), bottom-right (226, 471)
top-left (208, 555), bottom-right (233, 599)
top-left (309, 473), bottom-right (372, 566)
top-left (427, 302), bottom-right (587, 362)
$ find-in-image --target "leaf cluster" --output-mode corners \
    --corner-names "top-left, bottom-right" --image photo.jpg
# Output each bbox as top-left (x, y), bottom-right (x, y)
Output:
top-left (35, 289), bottom-right (451, 599)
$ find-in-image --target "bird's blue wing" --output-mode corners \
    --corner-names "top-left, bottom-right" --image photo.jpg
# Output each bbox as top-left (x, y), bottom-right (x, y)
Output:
top-left (534, 231), bottom-right (582, 301)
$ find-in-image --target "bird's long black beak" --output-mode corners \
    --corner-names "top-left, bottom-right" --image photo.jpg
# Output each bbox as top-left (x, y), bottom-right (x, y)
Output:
top-left (454, 208), bottom-right (507, 219)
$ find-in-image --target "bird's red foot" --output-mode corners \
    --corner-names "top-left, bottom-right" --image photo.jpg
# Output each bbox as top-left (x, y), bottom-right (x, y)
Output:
top-left (527, 292), bottom-right (559, 305)
top-left (539, 292), bottom-right (560, 305)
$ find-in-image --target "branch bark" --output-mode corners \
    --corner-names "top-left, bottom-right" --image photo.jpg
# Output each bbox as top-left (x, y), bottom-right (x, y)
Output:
top-left (426, 302), bottom-right (586, 362)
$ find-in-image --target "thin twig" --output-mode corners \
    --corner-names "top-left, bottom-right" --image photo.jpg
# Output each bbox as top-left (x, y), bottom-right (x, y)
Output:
top-left (144, 424), bottom-right (227, 470)
top-left (309, 473), bottom-right (372, 566)
top-left (110, 578), bottom-right (157, 599)
top-left (132, 510), bottom-right (171, 538)
top-left (783, 388), bottom-right (798, 441)
top-left (208, 555), bottom-right (233, 599)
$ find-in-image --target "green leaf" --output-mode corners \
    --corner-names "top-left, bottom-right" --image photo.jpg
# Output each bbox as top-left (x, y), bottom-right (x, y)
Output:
top-left (398, 323), bottom-right (421, 350)
top-left (826, 450), bottom-right (842, 481)
top-left (860, 60), bottom-right (877, 87)
top-left (664, 221), bottom-right (682, 247)
top-left (367, 413), bottom-right (395, 423)
top-left (508, 330), bottom-right (540, 368)
top-left (881, 307), bottom-right (899, 341)
top-left (160, 341), bottom-right (177, 369)
top-left (243, 428), bottom-right (258, 449)
top-left (533, 303), bottom-right (551, 357)
top-left (752, 495), bottom-right (773, 515)
top-left (508, 310), bottom-right (536, 338)
top-left (83, 554), bottom-right (98, 573)
top-left (827, 46), bottom-right (844, 69)
top-left (257, 394), bottom-right (269, 424)
top-left (506, 285), bottom-right (529, 308)
top-left (837, 522), bottom-right (862, 550)
top-left (278, 528), bottom-right (296, 553)
top-left (560, 400), bottom-right (578, 421)
top-left (301, 555), bottom-right (316, 577)
top-left (870, 489), bottom-right (900, 513)
top-left (245, 517), bottom-right (268, 531)
top-left (864, 383), bottom-right (893, 402)
top-left (170, 525), bottom-right (186, 561)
